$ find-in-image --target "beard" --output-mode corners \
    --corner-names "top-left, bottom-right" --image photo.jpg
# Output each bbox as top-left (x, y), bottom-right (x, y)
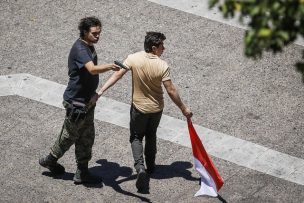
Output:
top-left (91, 37), bottom-right (99, 44)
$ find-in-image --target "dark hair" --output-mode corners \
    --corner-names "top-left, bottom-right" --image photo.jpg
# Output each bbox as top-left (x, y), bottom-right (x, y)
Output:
top-left (78, 16), bottom-right (102, 38)
top-left (144, 32), bottom-right (166, 53)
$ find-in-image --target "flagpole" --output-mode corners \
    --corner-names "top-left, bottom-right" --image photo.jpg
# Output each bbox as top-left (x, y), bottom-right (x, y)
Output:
top-left (186, 85), bottom-right (190, 121)
top-left (217, 194), bottom-right (227, 203)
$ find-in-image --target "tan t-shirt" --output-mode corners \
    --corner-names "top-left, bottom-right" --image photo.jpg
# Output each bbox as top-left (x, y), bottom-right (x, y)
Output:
top-left (124, 51), bottom-right (171, 113)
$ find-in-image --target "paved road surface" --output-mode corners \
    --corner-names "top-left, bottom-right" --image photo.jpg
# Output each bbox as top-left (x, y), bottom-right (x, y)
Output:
top-left (0, 0), bottom-right (303, 202)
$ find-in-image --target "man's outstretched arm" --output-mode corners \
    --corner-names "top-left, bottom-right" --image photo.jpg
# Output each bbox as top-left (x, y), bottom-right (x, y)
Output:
top-left (84, 61), bottom-right (121, 75)
top-left (97, 68), bottom-right (128, 97)
top-left (163, 79), bottom-right (193, 118)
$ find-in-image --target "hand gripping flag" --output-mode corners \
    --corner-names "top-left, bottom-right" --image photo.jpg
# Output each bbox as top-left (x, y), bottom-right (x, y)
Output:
top-left (187, 119), bottom-right (224, 197)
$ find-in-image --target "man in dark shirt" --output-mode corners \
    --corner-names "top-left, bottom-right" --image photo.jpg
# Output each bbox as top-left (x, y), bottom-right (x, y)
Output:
top-left (39, 17), bottom-right (120, 184)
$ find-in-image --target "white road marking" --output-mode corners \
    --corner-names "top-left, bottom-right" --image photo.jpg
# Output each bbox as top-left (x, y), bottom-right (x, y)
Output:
top-left (1, 73), bottom-right (303, 185)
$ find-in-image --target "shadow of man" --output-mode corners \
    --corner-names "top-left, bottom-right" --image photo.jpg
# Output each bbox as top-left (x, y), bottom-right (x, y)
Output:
top-left (149, 161), bottom-right (199, 182)
top-left (42, 170), bottom-right (103, 189)
top-left (116, 161), bottom-right (200, 194)
top-left (90, 159), bottom-right (152, 203)
top-left (152, 161), bottom-right (226, 203)
top-left (42, 171), bottom-right (75, 181)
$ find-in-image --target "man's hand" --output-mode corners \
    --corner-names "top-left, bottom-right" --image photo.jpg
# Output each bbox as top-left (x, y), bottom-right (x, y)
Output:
top-left (182, 106), bottom-right (193, 119)
top-left (97, 90), bottom-right (103, 98)
top-left (111, 64), bottom-right (121, 71)
top-left (89, 93), bottom-right (99, 105)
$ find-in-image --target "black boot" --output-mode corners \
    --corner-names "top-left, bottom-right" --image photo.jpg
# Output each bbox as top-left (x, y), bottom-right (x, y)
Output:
top-left (39, 154), bottom-right (65, 175)
top-left (73, 163), bottom-right (102, 184)
top-left (136, 168), bottom-right (147, 191)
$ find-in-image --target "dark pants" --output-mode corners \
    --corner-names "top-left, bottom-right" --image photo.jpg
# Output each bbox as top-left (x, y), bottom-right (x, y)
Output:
top-left (130, 105), bottom-right (162, 172)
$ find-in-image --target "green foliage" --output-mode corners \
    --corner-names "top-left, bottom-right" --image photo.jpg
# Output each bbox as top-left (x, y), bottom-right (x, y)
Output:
top-left (209, 0), bottom-right (304, 81)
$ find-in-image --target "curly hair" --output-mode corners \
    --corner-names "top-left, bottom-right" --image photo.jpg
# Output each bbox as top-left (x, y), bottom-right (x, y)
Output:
top-left (144, 32), bottom-right (166, 53)
top-left (78, 16), bottom-right (102, 38)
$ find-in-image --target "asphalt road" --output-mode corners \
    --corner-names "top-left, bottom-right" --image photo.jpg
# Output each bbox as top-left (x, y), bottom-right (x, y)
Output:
top-left (0, 0), bottom-right (303, 202)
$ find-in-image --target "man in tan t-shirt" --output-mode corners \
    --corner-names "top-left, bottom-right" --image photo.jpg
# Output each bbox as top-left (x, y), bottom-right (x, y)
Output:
top-left (95, 32), bottom-right (192, 191)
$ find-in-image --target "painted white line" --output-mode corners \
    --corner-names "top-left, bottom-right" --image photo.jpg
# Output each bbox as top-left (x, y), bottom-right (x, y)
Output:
top-left (1, 73), bottom-right (304, 185)
top-left (147, 0), bottom-right (304, 46)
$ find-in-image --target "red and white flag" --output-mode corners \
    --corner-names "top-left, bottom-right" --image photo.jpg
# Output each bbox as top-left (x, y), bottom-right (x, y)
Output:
top-left (187, 119), bottom-right (224, 197)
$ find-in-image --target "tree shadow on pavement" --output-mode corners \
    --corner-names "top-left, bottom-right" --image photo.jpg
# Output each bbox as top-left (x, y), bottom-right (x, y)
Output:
top-left (90, 159), bottom-right (152, 203)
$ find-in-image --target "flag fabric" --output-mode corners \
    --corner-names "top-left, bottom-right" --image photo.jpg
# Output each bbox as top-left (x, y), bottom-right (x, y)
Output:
top-left (187, 119), bottom-right (224, 197)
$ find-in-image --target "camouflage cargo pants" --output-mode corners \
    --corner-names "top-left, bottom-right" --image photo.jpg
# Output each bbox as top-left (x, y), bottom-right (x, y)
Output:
top-left (50, 101), bottom-right (96, 165)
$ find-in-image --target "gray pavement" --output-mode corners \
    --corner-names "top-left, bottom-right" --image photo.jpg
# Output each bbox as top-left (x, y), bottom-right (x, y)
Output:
top-left (1, 0), bottom-right (304, 202)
